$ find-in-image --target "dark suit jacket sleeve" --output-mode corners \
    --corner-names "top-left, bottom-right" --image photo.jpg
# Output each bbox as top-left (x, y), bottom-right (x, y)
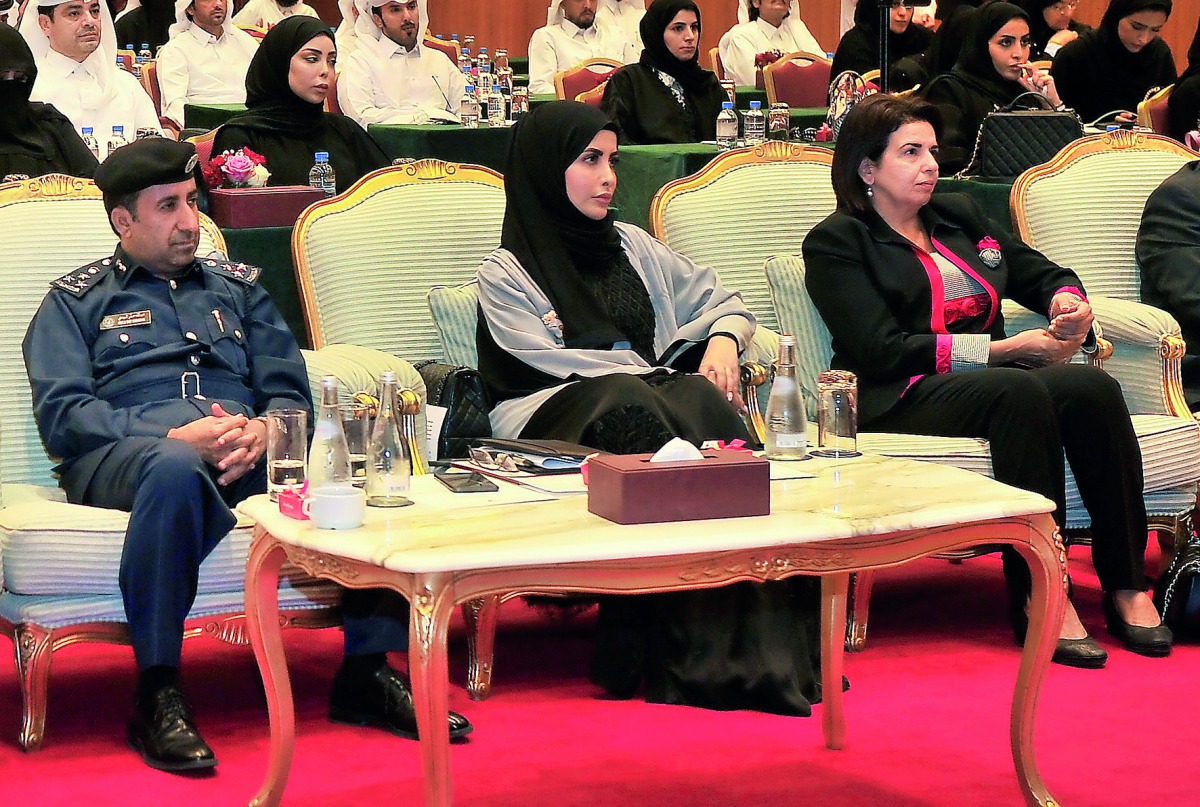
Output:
top-left (1137, 164), bottom-right (1200, 341)
top-left (802, 214), bottom-right (941, 382)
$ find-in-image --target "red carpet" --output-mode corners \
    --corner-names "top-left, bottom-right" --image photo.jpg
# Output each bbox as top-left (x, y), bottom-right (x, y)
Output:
top-left (2, 545), bottom-right (1196, 806)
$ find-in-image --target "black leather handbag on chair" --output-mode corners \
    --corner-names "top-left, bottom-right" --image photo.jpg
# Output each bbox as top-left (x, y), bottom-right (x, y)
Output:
top-left (1155, 535), bottom-right (1200, 638)
top-left (414, 360), bottom-right (493, 460)
top-left (959, 92), bottom-right (1084, 180)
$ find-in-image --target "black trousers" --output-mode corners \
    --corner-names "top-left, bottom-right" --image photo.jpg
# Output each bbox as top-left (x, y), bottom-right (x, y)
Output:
top-left (868, 364), bottom-right (1148, 596)
top-left (64, 437), bottom-right (409, 669)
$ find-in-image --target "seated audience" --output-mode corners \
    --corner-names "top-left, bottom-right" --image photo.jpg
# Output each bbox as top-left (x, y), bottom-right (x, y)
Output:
top-left (1167, 17), bottom-right (1200, 141)
top-left (22, 137), bottom-right (469, 773)
top-left (830, 1), bottom-right (933, 85)
top-left (231, 0), bottom-right (318, 29)
top-left (718, 0), bottom-right (823, 86)
top-left (528, 0), bottom-right (637, 96)
top-left (334, 0), bottom-right (361, 59)
top-left (890, 0), bottom-right (981, 91)
top-left (596, 0), bottom-right (644, 52)
top-left (0, 25), bottom-right (98, 180)
top-left (601, 0), bottom-right (726, 144)
top-left (477, 100), bottom-right (824, 715)
top-left (1052, 0), bottom-right (1175, 124)
top-left (18, 0), bottom-right (161, 147)
top-left (803, 93), bottom-right (1172, 668)
top-left (114, 0), bottom-right (173, 53)
top-left (337, 0), bottom-right (465, 125)
top-left (156, 0), bottom-right (258, 130)
top-left (1019, 0), bottom-right (1090, 61)
top-left (1137, 160), bottom-right (1200, 406)
top-left (215, 16), bottom-right (388, 192)
top-left (919, 3), bottom-right (1061, 175)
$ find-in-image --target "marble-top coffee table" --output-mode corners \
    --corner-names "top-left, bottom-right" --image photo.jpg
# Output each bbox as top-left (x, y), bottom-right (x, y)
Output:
top-left (239, 453), bottom-right (1065, 807)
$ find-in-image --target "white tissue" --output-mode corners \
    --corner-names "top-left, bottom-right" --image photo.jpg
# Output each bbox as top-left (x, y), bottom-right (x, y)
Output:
top-left (649, 438), bottom-right (705, 463)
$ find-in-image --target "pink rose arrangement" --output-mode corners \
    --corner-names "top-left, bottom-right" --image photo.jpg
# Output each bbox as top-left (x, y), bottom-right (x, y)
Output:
top-left (754, 50), bottom-right (785, 69)
top-left (203, 148), bottom-right (270, 189)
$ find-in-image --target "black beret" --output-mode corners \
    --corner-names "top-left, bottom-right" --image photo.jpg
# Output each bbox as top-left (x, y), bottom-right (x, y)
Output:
top-left (94, 138), bottom-right (200, 197)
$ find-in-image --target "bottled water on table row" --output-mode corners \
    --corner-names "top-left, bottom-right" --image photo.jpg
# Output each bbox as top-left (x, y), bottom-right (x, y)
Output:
top-left (716, 101), bottom-right (738, 150)
top-left (308, 152), bottom-right (336, 197)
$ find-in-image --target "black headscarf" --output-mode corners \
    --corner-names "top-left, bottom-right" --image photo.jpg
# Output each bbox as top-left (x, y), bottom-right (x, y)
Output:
top-left (637, 0), bottom-right (709, 94)
top-left (0, 25), bottom-right (41, 154)
top-left (951, 2), bottom-right (1030, 102)
top-left (237, 16), bottom-right (333, 139)
top-left (500, 101), bottom-right (627, 349)
top-left (1091, 0), bottom-right (1174, 70)
top-left (1181, 15), bottom-right (1200, 82)
top-left (114, 0), bottom-right (175, 52)
top-left (922, 0), bottom-right (984, 77)
top-left (1016, 0), bottom-right (1084, 58)
top-left (832, 0), bottom-right (935, 77)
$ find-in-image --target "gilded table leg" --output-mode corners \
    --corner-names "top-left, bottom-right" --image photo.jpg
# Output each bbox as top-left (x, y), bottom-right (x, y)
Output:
top-left (462, 595), bottom-right (501, 701)
top-left (1007, 519), bottom-right (1066, 807)
top-left (410, 573), bottom-right (456, 807)
top-left (245, 531), bottom-right (293, 807)
top-left (821, 573), bottom-right (849, 751)
top-left (844, 571), bottom-right (875, 652)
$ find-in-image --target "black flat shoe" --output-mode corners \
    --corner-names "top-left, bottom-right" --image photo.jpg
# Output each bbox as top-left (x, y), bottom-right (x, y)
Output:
top-left (1103, 594), bottom-right (1173, 657)
top-left (330, 662), bottom-right (473, 741)
top-left (127, 684), bottom-right (218, 772)
top-left (1010, 605), bottom-right (1108, 669)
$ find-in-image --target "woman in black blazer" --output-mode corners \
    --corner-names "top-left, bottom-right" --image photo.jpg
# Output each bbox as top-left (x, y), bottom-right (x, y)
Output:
top-left (801, 94), bottom-right (1171, 666)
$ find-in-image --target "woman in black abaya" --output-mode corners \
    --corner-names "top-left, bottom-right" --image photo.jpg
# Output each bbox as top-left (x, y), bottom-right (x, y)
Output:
top-left (831, 1), bottom-right (934, 86)
top-left (213, 16), bottom-right (387, 194)
top-left (476, 100), bottom-right (825, 715)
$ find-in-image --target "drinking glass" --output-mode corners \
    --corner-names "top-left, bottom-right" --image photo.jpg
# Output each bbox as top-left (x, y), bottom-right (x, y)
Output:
top-left (812, 370), bottom-right (861, 458)
top-left (266, 408), bottom-right (307, 499)
top-left (340, 402), bottom-right (370, 488)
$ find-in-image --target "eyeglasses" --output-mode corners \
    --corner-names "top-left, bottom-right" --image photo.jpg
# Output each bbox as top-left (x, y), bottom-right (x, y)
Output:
top-left (468, 446), bottom-right (524, 473)
top-left (1049, 1), bottom-right (1078, 11)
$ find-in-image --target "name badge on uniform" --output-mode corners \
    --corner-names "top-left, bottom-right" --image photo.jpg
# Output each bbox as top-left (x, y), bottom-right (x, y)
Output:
top-left (100, 310), bottom-right (153, 330)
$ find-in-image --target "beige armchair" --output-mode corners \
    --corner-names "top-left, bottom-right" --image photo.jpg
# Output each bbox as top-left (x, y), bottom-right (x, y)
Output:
top-left (0, 174), bottom-right (421, 750)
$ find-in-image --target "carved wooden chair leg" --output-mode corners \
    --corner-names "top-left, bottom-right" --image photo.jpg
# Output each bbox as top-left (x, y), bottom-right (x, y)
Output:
top-left (1150, 512), bottom-right (1193, 571)
top-left (13, 623), bottom-right (53, 752)
top-left (845, 571), bottom-right (875, 652)
top-left (462, 595), bottom-right (501, 701)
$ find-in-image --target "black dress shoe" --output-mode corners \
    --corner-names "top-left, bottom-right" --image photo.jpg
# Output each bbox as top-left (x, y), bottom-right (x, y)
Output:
top-left (127, 685), bottom-right (218, 772)
top-left (329, 662), bottom-right (473, 741)
top-left (1103, 593), bottom-right (1173, 657)
top-left (1009, 605), bottom-right (1108, 669)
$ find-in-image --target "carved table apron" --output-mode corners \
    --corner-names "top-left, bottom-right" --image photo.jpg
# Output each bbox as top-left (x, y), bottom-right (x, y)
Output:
top-left (239, 454), bottom-right (1066, 807)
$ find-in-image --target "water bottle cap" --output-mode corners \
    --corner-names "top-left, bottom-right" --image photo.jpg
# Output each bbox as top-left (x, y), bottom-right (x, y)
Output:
top-left (779, 333), bottom-right (796, 346)
top-left (315, 151), bottom-right (329, 160)
top-left (379, 371), bottom-right (398, 383)
top-left (465, 84), bottom-right (475, 91)
top-left (113, 125), bottom-right (124, 133)
top-left (82, 126), bottom-right (93, 134)
top-left (749, 100), bottom-right (761, 109)
top-left (451, 34), bottom-right (459, 39)
top-left (125, 43), bottom-right (134, 49)
top-left (722, 101), bottom-right (733, 109)
top-left (141, 43), bottom-right (149, 49)
top-left (480, 47), bottom-right (487, 53)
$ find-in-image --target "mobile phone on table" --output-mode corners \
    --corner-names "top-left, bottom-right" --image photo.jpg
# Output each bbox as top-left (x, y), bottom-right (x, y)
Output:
top-left (434, 469), bottom-right (500, 493)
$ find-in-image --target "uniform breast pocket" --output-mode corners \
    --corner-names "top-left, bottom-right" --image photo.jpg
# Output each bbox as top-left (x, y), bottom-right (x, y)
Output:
top-left (93, 327), bottom-right (158, 368)
top-left (205, 307), bottom-right (249, 373)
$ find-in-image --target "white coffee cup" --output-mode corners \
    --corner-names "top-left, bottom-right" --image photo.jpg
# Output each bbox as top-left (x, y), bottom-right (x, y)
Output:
top-left (303, 485), bottom-right (367, 530)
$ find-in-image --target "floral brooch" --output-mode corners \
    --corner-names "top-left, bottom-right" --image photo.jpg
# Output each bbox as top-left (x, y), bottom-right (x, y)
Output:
top-left (541, 309), bottom-right (564, 341)
top-left (977, 236), bottom-right (1002, 269)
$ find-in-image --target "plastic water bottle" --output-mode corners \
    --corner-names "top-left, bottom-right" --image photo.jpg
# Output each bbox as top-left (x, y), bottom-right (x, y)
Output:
top-left (460, 84), bottom-right (479, 128)
top-left (486, 85), bottom-right (506, 126)
top-left (764, 334), bottom-right (809, 460)
top-left (308, 376), bottom-right (353, 491)
top-left (744, 100), bottom-right (766, 146)
top-left (716, 101), bottom-right (738, 151)
top-left (479, 61), bottom-right (493, 94)
top-left (366, 371), bottom-right (412, 506)
top-left (106, 125), bottom-right (127, 159)
top-left (307, 152), bottom-right (336, 197)
top-left (81, 127), bottom-right (99, 159)
top-left (135, 42), bottom-right (151, 79)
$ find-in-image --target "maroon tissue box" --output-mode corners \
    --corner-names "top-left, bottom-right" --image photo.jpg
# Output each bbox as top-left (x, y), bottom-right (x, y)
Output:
top-left (587, 450), bottom-right (770, 525)
top-left (208, 186), bottom-right (326, 229)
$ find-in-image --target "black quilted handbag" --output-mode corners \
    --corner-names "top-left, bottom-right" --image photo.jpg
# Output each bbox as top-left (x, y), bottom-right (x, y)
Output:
top-left (414, 361), bottom-right (492, 460)
top-left (961, 92), bottom-right (1083, 180)
top-left (1154, 536), bottom-right (1200, 638)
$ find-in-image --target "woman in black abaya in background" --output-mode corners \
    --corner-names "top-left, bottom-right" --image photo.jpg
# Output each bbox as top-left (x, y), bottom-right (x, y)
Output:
top-left (831, 0), bottom-right (934, 88)
top-left (0, 26), bottom-right (98, 182)
top-left (213, 16), bottom-right (387, 194)
top-left (1167, 18), bottom-right (1200, 142)
top-left (115, 0), bottom-right (175, 53)
top-left (1051, 0), bottom-right (1175, 124)
top-left (600, 0), bottom-right (727, 145)
top-left (1018, 0), bottom-right (1091, 61)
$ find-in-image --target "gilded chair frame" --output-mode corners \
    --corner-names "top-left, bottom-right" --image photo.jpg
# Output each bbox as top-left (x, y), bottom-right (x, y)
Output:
top-left (552, 57), bottom-right (623, 100)
top-left (762, 50), bottom-right (832, 107)
top-left (575, 80), bottom-right (608, 105)
top-left (860, 68), bottom-right (880, 86)
top-left (1011, 130), bottom-right (1199, 420)
top-left (0, 174), bottom-right (341, 751)
top-left (422, 34), bottom-right (462, 62)
top-left (708, 46), bottom-right (725, 80)
top-left (1137, 83), bottom-right (1173, 133)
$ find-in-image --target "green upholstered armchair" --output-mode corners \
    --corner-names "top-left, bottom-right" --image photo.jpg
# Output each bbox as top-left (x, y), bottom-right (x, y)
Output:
top-left (0, 174), bottom-right (424, 750)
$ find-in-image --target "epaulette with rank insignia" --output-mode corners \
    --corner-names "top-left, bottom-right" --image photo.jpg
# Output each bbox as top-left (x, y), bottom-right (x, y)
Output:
top-left (50, 258), bottom-right (114, 297)
top-left (203, 257), bottom-right (261, 285)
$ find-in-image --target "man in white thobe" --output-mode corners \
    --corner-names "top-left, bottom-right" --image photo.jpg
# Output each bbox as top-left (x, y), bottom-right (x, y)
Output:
top-left (718, 0), bottom-right (824, 86)
top-left (230, 0), bottom-right (317, 29)
top-left (155, 0), bottom-right (257, 129)
top-left (19, 0), bottom-right (161, 153)
top-left (528, 0), bottom-right (637, 96)
top-left (337, 0), bottom-right (465, 125)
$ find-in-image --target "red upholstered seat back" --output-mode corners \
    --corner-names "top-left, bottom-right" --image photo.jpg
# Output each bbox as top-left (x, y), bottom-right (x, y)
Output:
top-left (767, 56), bottom-right (831, 108)
top-left (561, 64), bottom-right (617, 102)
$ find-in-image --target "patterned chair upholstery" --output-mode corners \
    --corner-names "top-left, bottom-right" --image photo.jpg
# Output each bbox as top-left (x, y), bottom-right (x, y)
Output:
top-left (766, 252), bottom-right (1200, 648)
top-left (553, 58), bottom-right (622, 101)
top-left (763, 51), bottom-right (832, 108)
top-left (0, 175), bottom-right (424, 750)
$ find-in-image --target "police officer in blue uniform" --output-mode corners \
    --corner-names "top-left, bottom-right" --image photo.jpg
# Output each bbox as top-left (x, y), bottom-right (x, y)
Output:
top-left (22, 138), bottom-right (471, 774)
